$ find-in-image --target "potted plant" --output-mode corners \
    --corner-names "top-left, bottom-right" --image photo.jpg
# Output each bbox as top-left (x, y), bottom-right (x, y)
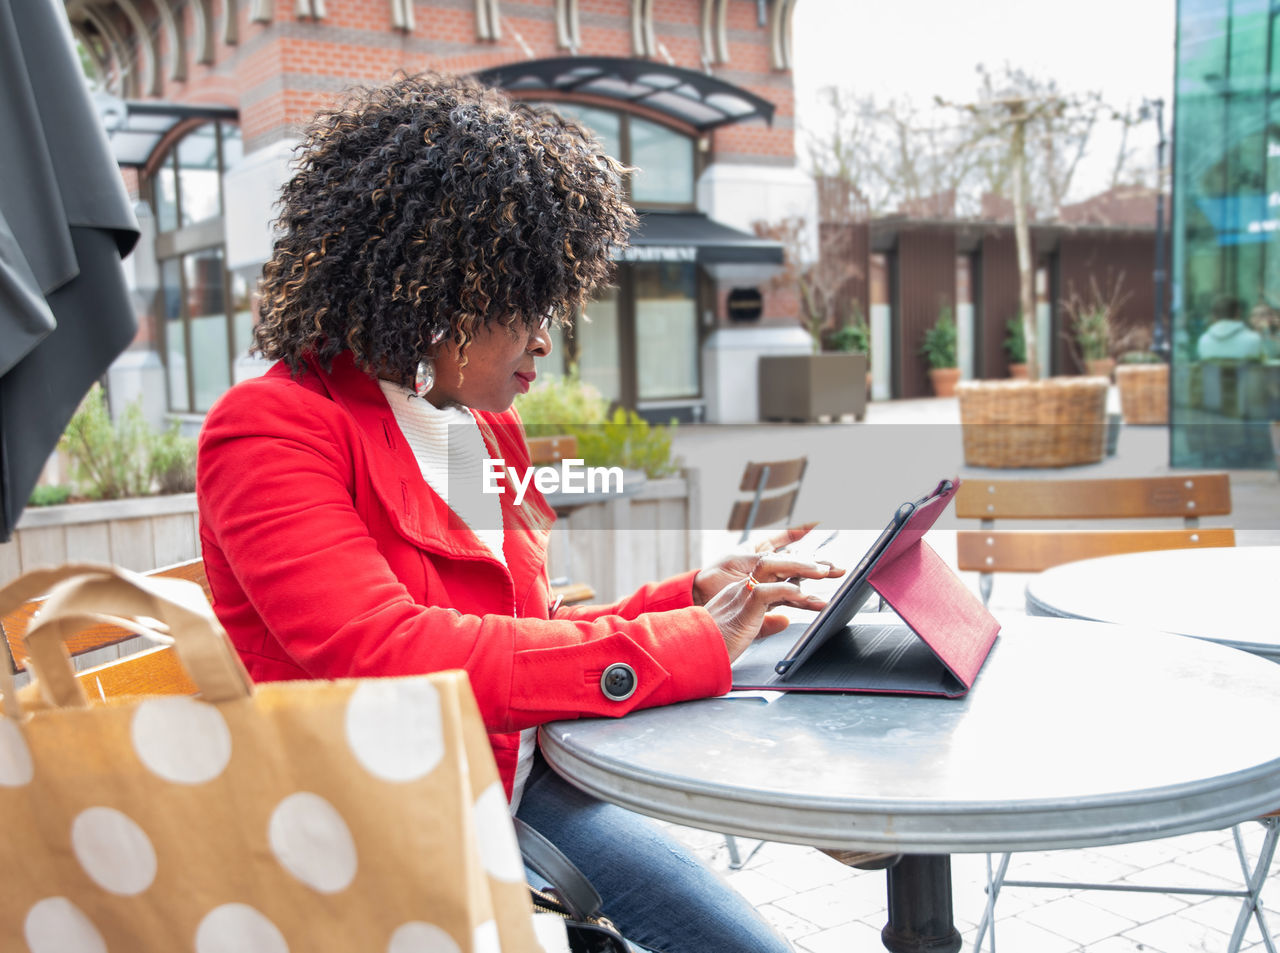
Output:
top-left (1004, 315), bottom-right (1028, 379)
top-left (921, 305), bottom-right (960, 397)
top-left (753, 217), bottom-right (868, 422)
top-left (829, 303), bottom-right (872, 399)
top-left (1063, 274), bottom-right (1131, 381)
top-left (1113, 327), bottom-right (1169, 425)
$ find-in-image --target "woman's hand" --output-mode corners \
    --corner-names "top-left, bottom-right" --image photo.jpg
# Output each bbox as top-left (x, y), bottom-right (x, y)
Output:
top-left (693, 523), bottom-right (842, 606)
top-left (698, 546), bottom-right (843, 663)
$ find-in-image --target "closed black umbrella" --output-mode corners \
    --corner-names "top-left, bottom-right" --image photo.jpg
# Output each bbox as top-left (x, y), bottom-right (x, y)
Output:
top-left (0, 0), bottom-right (140, 541)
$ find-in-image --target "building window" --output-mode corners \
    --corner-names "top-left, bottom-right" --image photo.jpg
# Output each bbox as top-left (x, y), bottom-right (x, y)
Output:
top-left (538, 103), bottom-right (703, 413)
top-left (1172, 0), bottom-right (1280, 467)
top-left (551, 104), bottom-right (697, 209)
top-left (147, 121), bottom-right (246, 414)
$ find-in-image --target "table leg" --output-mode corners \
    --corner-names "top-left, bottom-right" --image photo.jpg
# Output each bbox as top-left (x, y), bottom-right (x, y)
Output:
top-left (880, 854), bottom-right (962, 953)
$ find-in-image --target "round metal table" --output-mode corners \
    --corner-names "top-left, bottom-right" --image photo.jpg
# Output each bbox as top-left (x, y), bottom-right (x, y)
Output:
top-left (1025, 545), bottom-right (1280, 661)
top-left (540, 617), bottom-right (1280, 953)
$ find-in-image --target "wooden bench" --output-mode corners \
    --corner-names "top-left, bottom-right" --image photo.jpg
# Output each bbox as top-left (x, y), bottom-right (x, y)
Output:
top-left (1, 558), bottom-right (209, 698)
top-left (956, 473), bottom-right (1235, 606)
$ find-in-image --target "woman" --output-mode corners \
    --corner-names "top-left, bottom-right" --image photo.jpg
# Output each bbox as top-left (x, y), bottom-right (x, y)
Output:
top-left (197, 73), bottom-right (835, 953)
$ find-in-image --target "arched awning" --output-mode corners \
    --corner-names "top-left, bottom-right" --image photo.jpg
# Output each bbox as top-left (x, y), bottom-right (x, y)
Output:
top-left (475, 57), bottom-right (774, 133)
top-left (93, 94), bottom-right (238, 167)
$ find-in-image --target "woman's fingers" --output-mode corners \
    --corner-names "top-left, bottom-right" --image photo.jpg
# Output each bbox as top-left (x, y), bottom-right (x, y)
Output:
top-left (706, 577), bottom-right (827, 661)
top-left (758, 612), bottom-right (793, 638)
top-left (748, 580), bottom-right (828, 612)
top-left (751, 552), bottom-right (845, 583)
top-left (754, 522), bottom-right (819, 554)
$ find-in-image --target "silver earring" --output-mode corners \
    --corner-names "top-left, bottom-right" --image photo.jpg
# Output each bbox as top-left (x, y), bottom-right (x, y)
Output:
top-left (413, 359), bottom-right (435, 398)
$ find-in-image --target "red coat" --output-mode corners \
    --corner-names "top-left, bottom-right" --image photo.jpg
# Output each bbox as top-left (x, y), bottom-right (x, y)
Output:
top-left (197, 352), bottom-right (731, 796)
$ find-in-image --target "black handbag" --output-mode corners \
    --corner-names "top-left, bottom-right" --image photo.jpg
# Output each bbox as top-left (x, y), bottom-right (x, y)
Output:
top-left (514, 817), bottom-right (630, 953)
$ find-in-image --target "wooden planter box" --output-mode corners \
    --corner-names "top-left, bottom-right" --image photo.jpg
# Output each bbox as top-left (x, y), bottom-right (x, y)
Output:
top-left (542, 470), bottom-right (701, 603)
top-left (0, 493), bottom-right (201, 585)
top-left (1116, 363), bottom-right (1169, 425)
top-left (758, 353), bottom-right (868, 423)
top-left (3, 477), bottom-right (703, 608)
top-left (957, 377), bottom-right (1110, 468)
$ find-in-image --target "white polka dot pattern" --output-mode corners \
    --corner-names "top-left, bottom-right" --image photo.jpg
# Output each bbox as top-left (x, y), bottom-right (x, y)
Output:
top-left (268, 792), bottom-right (358, 893)
top-left (70, 807), bottom-right (157, 896)
top-left (2, 664), bottom-right (530, 950)
top-left (473, 920), bottom-right (501, 953)
top-left (23, 897), bottom-right (107, 953)
top-left (0, 719), bottom-right (33, 787)
top-left (131, 696), bottom-right (232, 784)
top-left (531, 912), bottom-right (572, 953)
top-left (345, 680), bottom-right (445, 782)
top-left (195, 903), bottom-right (290, 953)
top-left (473, 782), bottom-right (524, 883)
top-left (386, 920), bottom-right (462, 953)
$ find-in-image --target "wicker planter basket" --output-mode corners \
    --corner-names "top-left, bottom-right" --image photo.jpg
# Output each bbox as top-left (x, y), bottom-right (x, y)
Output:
top-left (1116, 363), bottom-right (1169, 425)
top-left (957, 377), bottom-right (1110, 468)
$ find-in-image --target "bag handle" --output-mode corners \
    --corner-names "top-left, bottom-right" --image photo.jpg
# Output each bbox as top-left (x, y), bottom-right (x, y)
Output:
top-left (513, 816), bottom-right (604, 922)
top-left (0, 564), bottom-right (252, 713)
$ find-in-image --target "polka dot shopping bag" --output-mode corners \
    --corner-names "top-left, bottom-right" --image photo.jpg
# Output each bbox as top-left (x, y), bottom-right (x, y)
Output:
top-left (0, 564), bottom-right (542, 953)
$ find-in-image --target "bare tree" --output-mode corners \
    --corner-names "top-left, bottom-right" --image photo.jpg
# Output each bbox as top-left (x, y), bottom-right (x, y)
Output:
top-left (808, 66), bottom-right (1152, 224)
top-left (806, 88), bottom-right (988, 218)
top-left (805, 88), bottom-right (882, 216)
top-left (754, 217), bottom-right (862, 353)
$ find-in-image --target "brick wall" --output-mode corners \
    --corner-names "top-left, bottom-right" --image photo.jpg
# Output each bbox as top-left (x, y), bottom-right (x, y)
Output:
top-left (89, 0), bottom-right (792, 159)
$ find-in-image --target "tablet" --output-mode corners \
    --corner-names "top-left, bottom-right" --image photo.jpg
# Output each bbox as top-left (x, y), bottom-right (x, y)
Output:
top-left (729, 477), bottom-right (999, 696)
top-left (773, 478), bottom-right (956, 678)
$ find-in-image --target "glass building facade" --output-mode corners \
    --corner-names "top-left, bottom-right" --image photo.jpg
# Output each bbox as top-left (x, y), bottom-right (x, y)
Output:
top-left (1173, 0), bottom-right (1280, 466)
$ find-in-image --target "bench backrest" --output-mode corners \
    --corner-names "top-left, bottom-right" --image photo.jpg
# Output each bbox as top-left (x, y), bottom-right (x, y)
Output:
top-left (955, 474), bottom-right (1235, 604)
top-left (527, 434), bottom-right (578, 465)
top-left (2, 558), bottom-right (209, 697)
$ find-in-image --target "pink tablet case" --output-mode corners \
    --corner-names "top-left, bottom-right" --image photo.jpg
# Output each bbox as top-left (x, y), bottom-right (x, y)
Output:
top-left (867, 535), bottom-right (1000, 691)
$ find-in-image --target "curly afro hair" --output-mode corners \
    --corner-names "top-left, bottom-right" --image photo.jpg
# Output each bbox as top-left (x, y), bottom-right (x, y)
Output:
top-left (252, 72), bottom-right (636, 384)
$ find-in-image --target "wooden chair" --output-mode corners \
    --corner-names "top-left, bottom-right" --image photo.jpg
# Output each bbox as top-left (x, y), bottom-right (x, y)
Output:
top-left (955, 473), bottom-right (1235, 606)
top-left (1, 558), bottom-right (208, 699)
top-left (727, 457), bottom-right (808, 545)
top-left (954, 474), bottom-right (1276, 953)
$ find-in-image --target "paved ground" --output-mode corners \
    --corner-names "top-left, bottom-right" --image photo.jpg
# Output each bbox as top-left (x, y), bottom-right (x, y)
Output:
top-left (655, 391), bottom-right (1280, 953)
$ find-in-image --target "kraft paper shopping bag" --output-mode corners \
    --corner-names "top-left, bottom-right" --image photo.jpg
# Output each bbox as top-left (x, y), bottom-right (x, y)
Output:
top-left (0, 564), bottom-right (541, 953)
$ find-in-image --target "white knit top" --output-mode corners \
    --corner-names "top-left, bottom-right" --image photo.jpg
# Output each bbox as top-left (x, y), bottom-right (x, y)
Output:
top-left (377, 381), bottom-right (537, 809)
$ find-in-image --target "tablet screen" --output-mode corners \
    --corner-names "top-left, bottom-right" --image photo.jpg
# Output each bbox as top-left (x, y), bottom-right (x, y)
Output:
top-left (774, 478), bottom-right (956, 678)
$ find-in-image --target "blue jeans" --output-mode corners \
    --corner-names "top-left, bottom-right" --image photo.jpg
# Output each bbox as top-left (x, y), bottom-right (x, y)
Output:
top-left (515, 751), bottom-right (793, 953)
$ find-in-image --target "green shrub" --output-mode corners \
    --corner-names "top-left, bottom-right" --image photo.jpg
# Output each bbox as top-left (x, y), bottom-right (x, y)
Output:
top-left (830, 319), bottom-right (870, 355)
top-left (575, 408), bottom-right (681, 479)
top-left (920, 307), bottom-right (958, 369)
top-left (60, 385), bottom-right (156, 499)
top-left (28, 484), bottom-right (72, 507)
top-left (1004, 315), bottom-right (1027, 364)
top-left (58, 384), bottom-right (199, 499)
top-left (151, 423), bottom-right (198, 494)
top-left (1073, 308), bottom-right (1112, 362)
top-left (514, 373), bottom-right (608, 437)
top-left (515, 374), bottom-right (681, 479)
